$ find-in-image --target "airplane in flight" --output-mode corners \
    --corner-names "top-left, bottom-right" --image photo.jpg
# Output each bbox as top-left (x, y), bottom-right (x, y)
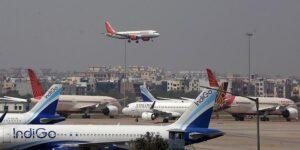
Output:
top-left (27, 69), bottom-right (121, 118)
top-left (207, 68), bottom-right (299, 121)
top-left (123, 82), bottom-right (228, 123)
top-left (0, 84), bottom-right (65, 124)
top-left (0, 87), bottom-right (224, 149)
top-left (104, 21), bottom-right (160, 43)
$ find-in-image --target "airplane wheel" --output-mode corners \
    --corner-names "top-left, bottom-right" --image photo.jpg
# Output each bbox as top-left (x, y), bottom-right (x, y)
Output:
top-left (109, 116), bottom-right (114, 118)
top-left (135, 118), bottom-right (139, 122)
top-left (163, 118), bottom-right (169, 123)
top-left (82, 114), bottom-right (90, 119)
top-left (128, 40), bottom-right (131, 43)
top-left (286, 118), bottom-right (291, 122)
top-left (136, 40), bottom-right (139, 43)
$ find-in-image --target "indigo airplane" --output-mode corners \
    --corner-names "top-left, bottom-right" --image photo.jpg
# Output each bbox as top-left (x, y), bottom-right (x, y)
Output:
top-left (0, 87), bottom-right (224, 149)
top-left (123, 71), bottom-right (227, 123)
top-left (0, 84), bottom-right (64, 124)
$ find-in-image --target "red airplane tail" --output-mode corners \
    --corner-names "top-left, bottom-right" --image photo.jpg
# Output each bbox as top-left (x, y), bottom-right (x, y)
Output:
top-left (105, 21), bottom-right (116, 34)
top-left (28, 69), bottom-right (44, 100)
top-left (207, 68), bottom-right (219, 87)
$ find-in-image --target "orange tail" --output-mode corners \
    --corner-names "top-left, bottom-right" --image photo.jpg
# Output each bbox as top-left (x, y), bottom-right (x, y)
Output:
top-left (105, 21), bottom-right (116, 34)
top-left (28, 69), bottom-right (44, 100)
top-left (207, 68), bottom-right (219, 87)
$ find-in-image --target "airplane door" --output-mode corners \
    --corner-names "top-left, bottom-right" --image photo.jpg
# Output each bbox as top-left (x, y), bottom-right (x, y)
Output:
top-left (3, 127), bottom-right (11, 143)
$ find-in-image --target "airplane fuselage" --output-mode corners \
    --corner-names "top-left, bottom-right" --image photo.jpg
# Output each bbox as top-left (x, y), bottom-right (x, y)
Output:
top-left (0, 125), bottom-right (222, 149)
top-left (122, 101), bottom-right (192, 118)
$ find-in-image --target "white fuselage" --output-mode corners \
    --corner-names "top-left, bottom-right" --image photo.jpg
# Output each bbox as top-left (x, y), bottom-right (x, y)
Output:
top-left (226, 96), bottom-right (295, 115)
top-left (0, 112), bottom-right (33, 124)
top-left (0, 125), bottom-right (169, 149)
top-left (122, 101), bottom-right (192, 117)
top-left (108, 30), bottom-right (160, 39)
top-left (31, 95), bottom-right (120, 113)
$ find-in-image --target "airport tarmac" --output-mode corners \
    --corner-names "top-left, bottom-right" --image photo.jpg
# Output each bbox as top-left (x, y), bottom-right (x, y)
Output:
top-left (59, 115), bottom-right (300, 150)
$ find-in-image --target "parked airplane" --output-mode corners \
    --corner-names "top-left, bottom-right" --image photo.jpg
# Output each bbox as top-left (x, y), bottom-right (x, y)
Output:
top-left (0, 88), bottom-right (224, 149)
top-left (27, 69), bottom-right (121, 118)
top-left (123, 82), bottom-right (228, 123)
top-left (6, 69), bottom-right (121, 118)
top-left (207, 68), bottom-right (299, 121)
top-left (104, 21), bottom-right (160, 43)
top-left (0, 84), bottom-right (65, 124)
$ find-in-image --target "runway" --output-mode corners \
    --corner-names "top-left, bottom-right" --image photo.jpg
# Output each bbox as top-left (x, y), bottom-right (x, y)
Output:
top-left (59, 115), bottom-right (300, 150)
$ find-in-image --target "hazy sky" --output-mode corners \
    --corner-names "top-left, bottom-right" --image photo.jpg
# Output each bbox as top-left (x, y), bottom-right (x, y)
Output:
top-left (0, 0), bottom-right (299, 76)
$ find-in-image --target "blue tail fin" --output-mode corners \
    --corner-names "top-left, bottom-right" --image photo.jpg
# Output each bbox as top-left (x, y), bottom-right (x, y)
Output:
top-left (171, 84), bottom-right (226, 129)
top-left (140, 85), bottom-right (156, 102)
top-left (28, 84), bottom-right (62, 116)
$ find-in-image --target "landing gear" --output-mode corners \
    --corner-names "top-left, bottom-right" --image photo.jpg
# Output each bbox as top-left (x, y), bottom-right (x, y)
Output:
top-left (82, 108), bottom-right (90, 119)
top-left (127, 39), bottom-right (131, 43)
top-left (260, 116), bottom-right (269, 121)
top-left (135, 40), bottom-right (139, 43)
top-left (163, 118), bottom-right (169, 123)
top-left (286, 118), bottom-right (291, 122)
top-left (135, 117), bottom-right (139, 122)
top-left (233, 114), bottom-right (245, 121)
top-left (82, 114), bottom-right (90, 119)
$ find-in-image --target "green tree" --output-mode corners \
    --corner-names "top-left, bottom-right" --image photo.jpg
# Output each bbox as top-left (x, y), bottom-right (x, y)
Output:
top-left (131, 132), bottom-right (168, 150)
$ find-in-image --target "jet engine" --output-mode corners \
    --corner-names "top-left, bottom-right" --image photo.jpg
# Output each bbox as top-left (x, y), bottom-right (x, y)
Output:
top-left (130, 35), bottom-right (138, 40)
top-left (282, 107), bottom-right (298, 121)
top-left (141, 112), bottom-right (156, 121)
top-left (102, 105), bottom-right (118, 117)
top-left (141, 37), bottom-right (150, 41)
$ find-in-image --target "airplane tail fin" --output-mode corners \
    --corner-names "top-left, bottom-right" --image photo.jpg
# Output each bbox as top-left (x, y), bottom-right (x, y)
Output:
top-left (28, 84), bottom-right (62, 116)
top-left (207, 68), bottom-right (219, 87)
top-left (171, 84), bottom-right (226, 129)
top-left (105, 21), bottom-right (116, 34)
top-left (28, 69), bottom-right (44, 100)
top-left (140, 85), bottom-right (156, 102)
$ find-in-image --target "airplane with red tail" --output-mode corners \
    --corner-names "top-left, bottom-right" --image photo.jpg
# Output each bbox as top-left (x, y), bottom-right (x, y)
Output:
top-left (104, 21), bottom-right (160, 43)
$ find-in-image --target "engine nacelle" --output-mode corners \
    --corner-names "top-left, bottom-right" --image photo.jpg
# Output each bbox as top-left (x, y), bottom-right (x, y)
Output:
top-left (102, 105), bottom-right (118, 117)
top-left (141, 112), bottom-right (156, 121)
top-left (141, 37), bottom-right (150, 41)
top-left (282, 107), bottom-right (298, 120)
top-left (130, 35), bottom-right (137, 40)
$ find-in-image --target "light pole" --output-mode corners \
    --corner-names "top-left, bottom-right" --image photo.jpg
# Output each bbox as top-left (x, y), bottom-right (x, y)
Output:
top-left (246, 33), bottom-right (253, 96)
top-left (199, 85), bottom-right (260, 150)
top-left (123, 40), bottom-right (127, 107)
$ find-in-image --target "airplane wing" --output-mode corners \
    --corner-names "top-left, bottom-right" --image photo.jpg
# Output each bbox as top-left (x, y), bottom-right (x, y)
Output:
top-left (0, 96), bottom-right (27, 102)
top-left (157, 97), bottom-right (171, 100)
top-left (180, 97), bottom-right (195, 101)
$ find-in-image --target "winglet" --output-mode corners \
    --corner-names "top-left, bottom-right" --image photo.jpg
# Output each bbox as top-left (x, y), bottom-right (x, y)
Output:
top-left (207, 68), bottom-right (219, 87)
top-left (0, 110), bottom-right (8, 123)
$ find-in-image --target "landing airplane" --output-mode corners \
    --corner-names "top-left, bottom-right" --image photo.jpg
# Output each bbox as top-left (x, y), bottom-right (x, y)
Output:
top-left (104, 21), bottom-right (160, 43)
top-left (0, 84), bottom-right (65, 124)
top-left (207, 68), bottom-right (299, 121)
top-left (0, 88), bottom-right (224, 149)
top-left (123, 82), bottom-right (228, 123)
top-left (27, 69), bottom-right (121, 118)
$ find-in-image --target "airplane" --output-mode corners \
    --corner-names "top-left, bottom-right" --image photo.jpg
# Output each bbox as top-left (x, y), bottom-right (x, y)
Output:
top-left (207, 68), bottom-right (299, 121)
top-left (104, 21), bottom-right (160, 43)
top-left (0, 87), bottom-right (224, 149)
top-left (27, 69), bottom-right (121, 118)
top-left (123, 82), bottom-right (228, 123)
top-left (0, 84), bottom-right (65, 124)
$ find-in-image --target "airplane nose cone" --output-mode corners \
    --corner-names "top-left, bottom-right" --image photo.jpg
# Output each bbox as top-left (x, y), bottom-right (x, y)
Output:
top-left (122, 107), bottom-right (130, 115)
